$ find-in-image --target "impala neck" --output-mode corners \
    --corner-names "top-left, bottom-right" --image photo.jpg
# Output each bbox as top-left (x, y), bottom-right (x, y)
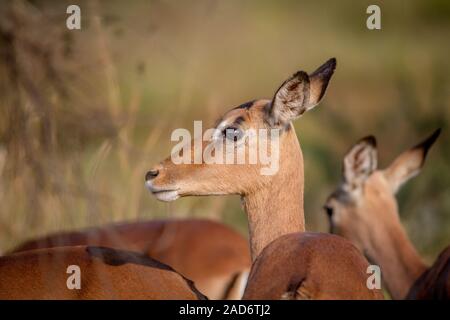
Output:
top-left (366, 208), bottom-right (427, 299)
top-left (243, 128), bottom-right (305, 261)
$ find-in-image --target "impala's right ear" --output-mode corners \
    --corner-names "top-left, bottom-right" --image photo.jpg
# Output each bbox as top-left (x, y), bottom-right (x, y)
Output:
top-left (267, 58), bottom-right (336, 127)
top-left (342, 136), bottom-right (378, 190)
top-left (383, 129), bottom-right (441, 194)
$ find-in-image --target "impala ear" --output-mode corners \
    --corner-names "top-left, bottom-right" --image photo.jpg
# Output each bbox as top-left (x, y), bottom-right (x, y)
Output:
top-left (343, 136), bottom-right (378, 189)
top-left (267, 58), bottom-right (336, 126)
top-left (383, 129), bottom-right (441, 194)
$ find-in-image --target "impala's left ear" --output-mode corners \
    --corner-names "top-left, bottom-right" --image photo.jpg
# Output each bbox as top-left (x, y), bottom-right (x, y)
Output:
top-left (342, 136), bottom-right (378, 190)
top-left (383, 129), bottom-right (441, 194)
top-left (267, 58), bottom-right (336, 127)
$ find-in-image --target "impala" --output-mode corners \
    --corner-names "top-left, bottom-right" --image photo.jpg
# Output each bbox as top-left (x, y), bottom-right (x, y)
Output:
top-left (9, 218), bottom-right (250, 299)
top-left (324, 130), bottom-right (449, 299)
top-left (0, 245), bottom-right (207, 299)
top-left (146, 58), bottom-right (383, 299)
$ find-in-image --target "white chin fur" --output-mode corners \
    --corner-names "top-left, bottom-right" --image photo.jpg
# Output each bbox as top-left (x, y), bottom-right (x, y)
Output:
top-left (153, 190), bottom-right (179, 202)
top-left (145, 180), bottom-right (179, 201)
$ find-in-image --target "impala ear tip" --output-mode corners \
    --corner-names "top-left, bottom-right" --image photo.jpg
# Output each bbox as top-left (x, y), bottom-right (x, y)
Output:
top-left (432, 127), bottom-right (442, 140)
top-left (305, 58), bottom-right (337, 104)
top-left (362, 135), bottom-right (377, 148)
top-left (417, 128), bottom-right (441, 155)
top-left (429, 127), bottom-right (442, 146)
top-left (312, 58), bottom-right (337, 77)
top-left (326, 57), bottom-right (337, 70)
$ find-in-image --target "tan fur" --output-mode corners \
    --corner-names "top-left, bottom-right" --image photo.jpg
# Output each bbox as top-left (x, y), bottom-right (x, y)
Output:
top-left (243, 233), bottom-right (382, 300)
top-left (147, 59), bottom-right (383, 299)
top-left (326, 131), bottom-right (449, 299)
top-left (9, 219), bottom-right (251, 299)
top-left (0, 246), bottom-right (207, 300)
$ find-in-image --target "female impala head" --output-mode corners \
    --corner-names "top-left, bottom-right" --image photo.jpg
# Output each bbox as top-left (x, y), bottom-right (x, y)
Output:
top-left (145, 58), bottom-right (336, 202)
top-left (324, 129), bottom-right (441, 254)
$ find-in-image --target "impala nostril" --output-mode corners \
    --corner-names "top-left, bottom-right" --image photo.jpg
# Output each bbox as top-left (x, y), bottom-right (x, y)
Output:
top-left (145, 169), bottom-right (159, 181)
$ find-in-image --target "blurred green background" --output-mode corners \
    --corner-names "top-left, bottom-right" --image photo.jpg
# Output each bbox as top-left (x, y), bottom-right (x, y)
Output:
top-left (0, 0), bottom-right (449, 261)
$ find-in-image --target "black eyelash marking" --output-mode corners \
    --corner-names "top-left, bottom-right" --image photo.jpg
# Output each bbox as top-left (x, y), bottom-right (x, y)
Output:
top-left (232, 100), bottom-right (255, 110)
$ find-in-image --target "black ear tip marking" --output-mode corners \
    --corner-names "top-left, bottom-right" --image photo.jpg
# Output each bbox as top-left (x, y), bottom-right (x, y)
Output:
top-left (432, 128), bottom-right (442, 140)
top-left (326, 57), bottom-right (337, 71)
top-left (361, 135), bottom-right (377, 148)
top-left (429, 128), bottom-right (442, 147)
top-left (419, 128), bottom-right (441, 155)
top-left (312, 58), bottom-right (337, 77)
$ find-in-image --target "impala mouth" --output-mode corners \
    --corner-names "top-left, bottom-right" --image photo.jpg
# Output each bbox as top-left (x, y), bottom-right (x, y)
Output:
top-left (152, 189), bottom-right (180, 202)
top-left (145, 181), bottom-right (180, 202)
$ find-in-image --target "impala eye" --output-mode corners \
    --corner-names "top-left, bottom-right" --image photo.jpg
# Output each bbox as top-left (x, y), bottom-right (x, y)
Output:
top-left (223, 127), bottom-right (244, 142)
